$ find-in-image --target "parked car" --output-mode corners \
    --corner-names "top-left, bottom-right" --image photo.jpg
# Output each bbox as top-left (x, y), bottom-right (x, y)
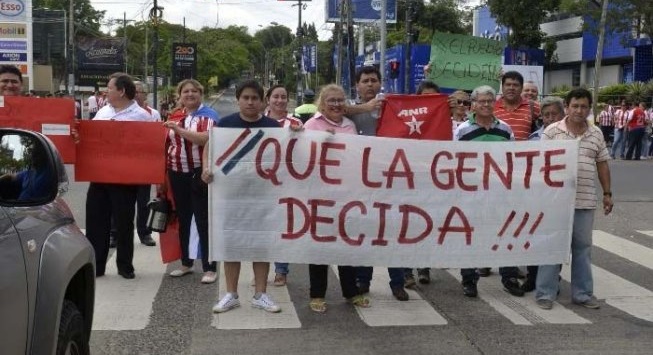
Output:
top-left (0, 128), bottom-right (95, 355)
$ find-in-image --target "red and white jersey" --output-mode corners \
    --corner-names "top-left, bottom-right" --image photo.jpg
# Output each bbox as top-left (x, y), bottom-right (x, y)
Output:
top-left (167, 105), bottom-right (215, 173)
top-left (265, 109), bottom-right (302, 128)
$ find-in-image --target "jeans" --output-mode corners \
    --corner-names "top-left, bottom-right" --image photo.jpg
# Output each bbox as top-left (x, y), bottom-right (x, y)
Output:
top-left (536, 209), bottom-right (594, 302)
top-left (275, 262), bottom-right (289, 275)
top-left (356, 266), bottom-right (405, 289)
top-left (460, 266), bottom-right (519, 283)
top-left (611, 128), bottom-right (626, 158)
top-left (641, 132), bottom-right (651, 159)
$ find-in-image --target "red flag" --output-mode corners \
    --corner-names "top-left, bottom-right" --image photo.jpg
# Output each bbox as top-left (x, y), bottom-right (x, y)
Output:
top-left (376, 94), bottom-right (452, 140)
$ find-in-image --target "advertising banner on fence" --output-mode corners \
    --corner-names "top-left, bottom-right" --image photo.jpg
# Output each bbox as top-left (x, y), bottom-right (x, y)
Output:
top-left (428, 32), bottom-right (505, 91)
top-left (0, 96), bottom-right (75, 162)
top-left (75, 121), bottom-right (166, 184)
top-left (208, 128), bottom-right (579, 268)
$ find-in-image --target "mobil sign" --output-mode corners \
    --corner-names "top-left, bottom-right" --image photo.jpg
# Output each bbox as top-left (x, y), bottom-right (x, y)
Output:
top-left (0, 0), bottom-right (26, 21)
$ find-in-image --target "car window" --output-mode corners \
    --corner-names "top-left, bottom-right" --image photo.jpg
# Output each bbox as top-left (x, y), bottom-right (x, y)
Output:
top-left (0, 132), bottom-right (56, 205)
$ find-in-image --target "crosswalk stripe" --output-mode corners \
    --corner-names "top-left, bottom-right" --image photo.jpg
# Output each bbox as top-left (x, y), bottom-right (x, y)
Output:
top-left (344, 267), bottom-right (448, 327)
top-left (211, 262), bottom-right (302, 330)
top-left (635, 230), bottom-right (653, 239)
top-left (593, 230), bottom-right (653, 270)
top-left (92, 232), bottom-right (166, 331)
top-left (447, 270), bottom-right (590, 325)
top-left (560, 264), bottom-right (653, 322)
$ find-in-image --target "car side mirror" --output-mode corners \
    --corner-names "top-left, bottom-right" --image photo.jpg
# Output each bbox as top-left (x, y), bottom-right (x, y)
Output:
top-left (0, 129), bottom-right (61, 206)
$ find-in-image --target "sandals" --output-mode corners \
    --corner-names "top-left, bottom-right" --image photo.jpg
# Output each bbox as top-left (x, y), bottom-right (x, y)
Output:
top-left (309, 298), bottom-right (327, 313)
top-left (347, 294), bottom-right (371, 308)
top-left (273, 273), bottom-right (287, 287)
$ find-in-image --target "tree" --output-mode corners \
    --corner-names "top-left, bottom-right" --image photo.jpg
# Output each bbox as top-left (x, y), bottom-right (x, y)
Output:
top-left (486, 0), bottom-right (561, 48)
top-left (560, 0), bottom-right (653, 42)
top-left (33, 0), bottom-right (105, 38)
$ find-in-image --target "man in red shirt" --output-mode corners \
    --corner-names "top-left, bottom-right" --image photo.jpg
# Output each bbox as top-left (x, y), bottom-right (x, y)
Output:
top-left (494, 71), bottom-right (540, 141)
top-left (625, 101), bottom-right (647, 160)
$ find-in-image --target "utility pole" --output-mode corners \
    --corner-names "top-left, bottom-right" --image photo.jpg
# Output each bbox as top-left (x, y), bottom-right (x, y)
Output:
top-left (379, 0), bottom-right (387, 91)
top-left (336, 1), bottom-right (345, 86)
top-left (289, 0), bottom-right (308, 104)
top-left (151, 2), bottom-right (162, 110)
top-left (346, 0), bottom-right (356, 99)
top-left (592, 0), bottom-right (609, 115)
top-left (68, 0), bottom-right (74, 94)
top-left (120, 12), bottom-right (134, 72)
top-left (144, 25), bottom-right (148, 80)
top-left (404, 0), bottom-right (413, 94)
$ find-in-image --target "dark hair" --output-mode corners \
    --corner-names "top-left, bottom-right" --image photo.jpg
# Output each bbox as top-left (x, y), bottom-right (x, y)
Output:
top-left (265, 84), bottom-right (287, 101)
top-left (236, 79), bottom-right (264, 100)
top-left (109, 72), bottom-right (136, 100)
top-left (417, 80), bottom-right (440, 94)
top-left (355, 66), bottom-right (381, 83)
top-left (501, 71), bottom-right (524, 86)
top-left (0, 64), bottom-right (22, 82)
top-left (565, 88), bottom-right (593, 106)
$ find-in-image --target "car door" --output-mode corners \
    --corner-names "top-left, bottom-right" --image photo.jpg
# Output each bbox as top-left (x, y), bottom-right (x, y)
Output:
top-left (0, 206), bottom-right (28, 354)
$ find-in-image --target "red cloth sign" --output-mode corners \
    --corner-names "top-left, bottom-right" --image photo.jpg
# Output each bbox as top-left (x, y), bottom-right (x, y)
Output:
top-left (159, 217), bottom-right (182, 263)
top-left (74, 121), bottom-right (167, 184)
top-left (0, 96), bottom-right (76, 162)
top-left (376, 94), bottom-right (453, 141)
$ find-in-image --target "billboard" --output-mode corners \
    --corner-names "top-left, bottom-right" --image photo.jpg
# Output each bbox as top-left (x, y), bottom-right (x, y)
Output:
top-left (172, 42), bottom-right (197, 85)
top-left (76, 37), bottom-right (125, 71)
top-left (0, 0), bottom-right (27, 22)
top-left (326, 0), bottom-right (397, 23)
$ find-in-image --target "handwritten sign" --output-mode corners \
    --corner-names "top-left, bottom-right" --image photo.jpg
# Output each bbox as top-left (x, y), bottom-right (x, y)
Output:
top-left (428, 32), bottom-right (505, 91)
top-left (0, 96), bottom-right (76, 162)
top-left (75, 121), bottom-right (167, 184)
top-left (208, 128), bottom-right (579, 268)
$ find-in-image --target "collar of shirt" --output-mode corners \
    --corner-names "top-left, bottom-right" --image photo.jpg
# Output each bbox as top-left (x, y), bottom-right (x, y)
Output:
top-left (314, 113), bottom-right (355, 128)
top-left (467, 113), bottom-right (500, 126)
top-left (556, 117), bottom-right (590, 138)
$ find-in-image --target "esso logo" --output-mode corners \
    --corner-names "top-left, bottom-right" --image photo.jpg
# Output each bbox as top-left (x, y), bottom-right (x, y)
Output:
top-left (0, 0), bottom-right (24, 17)
top-left (175, 46), bottom-right (195, 55)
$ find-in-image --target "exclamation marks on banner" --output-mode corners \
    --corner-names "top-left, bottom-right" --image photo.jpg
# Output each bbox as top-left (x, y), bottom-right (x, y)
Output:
top-left (493, 210), bottom-right (544, 251)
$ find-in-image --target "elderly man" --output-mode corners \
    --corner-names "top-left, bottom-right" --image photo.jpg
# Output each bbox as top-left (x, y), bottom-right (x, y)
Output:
top-left (454, 85), bottom-right (524, 298)
top-left (521, 81), bottom-right (539, 101)
top-left (535, 88), bottom-right (613, 310)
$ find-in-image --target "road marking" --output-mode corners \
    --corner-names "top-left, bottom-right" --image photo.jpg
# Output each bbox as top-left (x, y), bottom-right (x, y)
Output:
top-left (593, 230), bottom-right (653, 270)
top-left (561, 264), bottom-right (653, 322)
top-left (92, 233), bottom-right (166, 330)
top-left (212, 262), bottom-right (301, 330)
top-left (447, 270), bottom-right (590, 325)
top-left (345, 267), bottom-right (448, 326)
top-left (635, 230), bottom-right (653, 239)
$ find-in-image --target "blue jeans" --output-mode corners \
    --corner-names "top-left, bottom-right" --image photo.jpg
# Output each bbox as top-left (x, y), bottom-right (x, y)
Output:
top-left (356, 266), bottom-right (405, 289)
top-left (274, 262), bottom-right (289, 275)
top-left (611, 128), bottom-right (626, 158)
top-left (536, 209), bottom-right (594, 302)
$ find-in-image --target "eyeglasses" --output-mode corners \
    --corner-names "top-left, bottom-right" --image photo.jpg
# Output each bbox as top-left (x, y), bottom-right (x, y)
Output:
top-left (326, 98), bottom-right (346, 106)
top-left (474, 99), bottom-right (494, 106)
top-left (0, 79), bottom-right (20, 84)
top-left (457, 100), bottom-right (471, 106)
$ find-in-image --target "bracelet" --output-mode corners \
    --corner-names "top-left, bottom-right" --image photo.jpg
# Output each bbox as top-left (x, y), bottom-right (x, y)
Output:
top-left (603, 192), bottom-right (612, 197)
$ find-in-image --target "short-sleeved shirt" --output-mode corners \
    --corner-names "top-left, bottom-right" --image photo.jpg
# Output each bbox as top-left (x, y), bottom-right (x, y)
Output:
top-left (347, 98), bottom-right (378, 136)
top-left (264, 109), bottom-right (302, 128)
top-left (494, 98), bottom-right (539, 141)
top-left (613, 109), bottom-right (629, 129)
top-left (94, 100), bottom-right (153, 122)
top-left (542, 118), bottom-right (610, 210)
top-left (303, 112), bottom-right (357, 135)
top-left (598, 110), bottom-right (613, 126)
top-left (167, 104), bottom-right (220, 172)
top-left (453, 113), bottom-right (514, 142)
top-left (217, 113), bottom-right (280, 129)
top-left (627, 107), bottom-right (646, 129)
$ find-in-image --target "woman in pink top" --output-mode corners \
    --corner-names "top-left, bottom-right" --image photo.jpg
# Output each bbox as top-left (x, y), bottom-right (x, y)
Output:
top-left (303, 84), bottom-right (357, 135)
top-left (302, 84), bottom-right (369, 313)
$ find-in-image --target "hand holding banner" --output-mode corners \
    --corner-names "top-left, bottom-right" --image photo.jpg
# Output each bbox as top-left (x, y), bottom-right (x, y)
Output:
top-left (75, 121), bottom-right (167, 184)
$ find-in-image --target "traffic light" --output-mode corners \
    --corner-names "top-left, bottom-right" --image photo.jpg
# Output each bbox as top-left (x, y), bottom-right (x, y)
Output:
top-left (389, 60), bottom-right (400, 79)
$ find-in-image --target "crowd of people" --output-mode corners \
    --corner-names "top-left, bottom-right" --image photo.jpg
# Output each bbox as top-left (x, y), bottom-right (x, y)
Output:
top-left (2, 59), bottom-right (617, 316)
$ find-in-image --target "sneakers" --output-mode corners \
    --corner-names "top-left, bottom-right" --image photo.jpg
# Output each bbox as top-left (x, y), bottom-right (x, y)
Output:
top-left (536, 299), bottom-right (553, 310)
top-left (417, 268), bottom-right (431, 284)
top-left (391, 286), bottom-right (409, 301)
top-left (573, 297), bottom-right (600, 309)
top-left (213, 293), bottom-right (241, 313)
top-left (502, 278), bottom-right (525, 297)
top-left (404, 274), bottom-right (417, 289)
top-left (252, 293), bottom-right (282, 313)
top-left (462, 281), bottom-right (478, 297)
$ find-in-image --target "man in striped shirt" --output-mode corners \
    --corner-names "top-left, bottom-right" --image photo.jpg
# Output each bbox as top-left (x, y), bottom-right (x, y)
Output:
top-left (454, 85), bottom-right (524, 298)
top-left (494, 71), bottom-right (540, 141)
top-left (535, 88), bottom-right (613, 310)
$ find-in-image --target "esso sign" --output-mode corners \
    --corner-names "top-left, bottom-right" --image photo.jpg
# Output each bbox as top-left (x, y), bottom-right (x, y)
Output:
top-left (175, 46), bottom-right (195, 55)
top-left (0, 0), bottom-right (24, 17)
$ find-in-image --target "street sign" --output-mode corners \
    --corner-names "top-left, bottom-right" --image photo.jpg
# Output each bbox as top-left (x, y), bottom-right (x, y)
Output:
top-left (325, 0), bottom-right (397, 24)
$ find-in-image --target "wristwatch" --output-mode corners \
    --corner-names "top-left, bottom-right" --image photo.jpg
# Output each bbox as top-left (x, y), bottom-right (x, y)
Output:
top-left (603, 192), bottom-right (612, 197)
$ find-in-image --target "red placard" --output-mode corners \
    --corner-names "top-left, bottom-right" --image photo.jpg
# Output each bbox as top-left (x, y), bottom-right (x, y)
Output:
top-left (376, 94), bottom-right (453, 141)
top-left (0, 96), bottom-right (76, 162)
top-left (75, 121), bottom-right (167, 184)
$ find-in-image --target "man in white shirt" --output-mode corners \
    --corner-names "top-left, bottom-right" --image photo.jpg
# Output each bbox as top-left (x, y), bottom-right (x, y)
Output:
top-left (87, 91), bottom-right (99, 119)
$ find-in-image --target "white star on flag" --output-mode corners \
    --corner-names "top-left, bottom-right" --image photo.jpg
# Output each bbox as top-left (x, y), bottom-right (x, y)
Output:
top-left (404, 115), bottom-right (425, 135)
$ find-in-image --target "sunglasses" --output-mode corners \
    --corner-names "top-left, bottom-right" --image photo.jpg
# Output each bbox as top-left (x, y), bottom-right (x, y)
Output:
top-left (457, 100), bottom-right (471, 106)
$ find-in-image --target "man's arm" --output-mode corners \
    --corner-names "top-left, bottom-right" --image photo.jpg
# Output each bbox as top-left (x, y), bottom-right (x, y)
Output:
top-left (597, 160), bottom-right (613, 215)
top-left (345, 98), bottom-right (381, 116)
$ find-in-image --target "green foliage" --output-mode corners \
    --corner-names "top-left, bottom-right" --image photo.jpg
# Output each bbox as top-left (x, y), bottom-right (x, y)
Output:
top-left (598, 83), bottom-right (629, 103)
top-left (33, 0), bottom-right (104, 37)
top-left (626, 82), bottom-right (648, 104)
top-left (560, 1), bottom-right (652, 42)
top-left (486, 0), bottom-right (561, 48)
top-left (550, 84), bottom-right (571, 98)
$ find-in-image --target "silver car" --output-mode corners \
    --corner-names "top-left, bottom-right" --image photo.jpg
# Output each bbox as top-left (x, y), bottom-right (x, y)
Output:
top-left (0, 128), bottom-right (95, 355)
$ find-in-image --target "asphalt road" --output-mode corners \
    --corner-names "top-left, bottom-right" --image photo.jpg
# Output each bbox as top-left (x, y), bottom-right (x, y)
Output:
top-left (64, 92), bottom-right (653, 355)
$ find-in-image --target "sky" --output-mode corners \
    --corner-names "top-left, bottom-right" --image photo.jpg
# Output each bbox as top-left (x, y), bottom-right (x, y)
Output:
top-left (91, 0), bottom-right (333, 40)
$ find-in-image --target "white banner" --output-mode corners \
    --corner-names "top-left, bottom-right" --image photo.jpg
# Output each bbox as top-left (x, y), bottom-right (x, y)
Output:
top-left (209, 128), bottom-right (579, 268)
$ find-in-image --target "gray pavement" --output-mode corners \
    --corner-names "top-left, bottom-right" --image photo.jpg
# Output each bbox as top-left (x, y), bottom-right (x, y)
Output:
top-left (66, 92), bottom-right (653, 354)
